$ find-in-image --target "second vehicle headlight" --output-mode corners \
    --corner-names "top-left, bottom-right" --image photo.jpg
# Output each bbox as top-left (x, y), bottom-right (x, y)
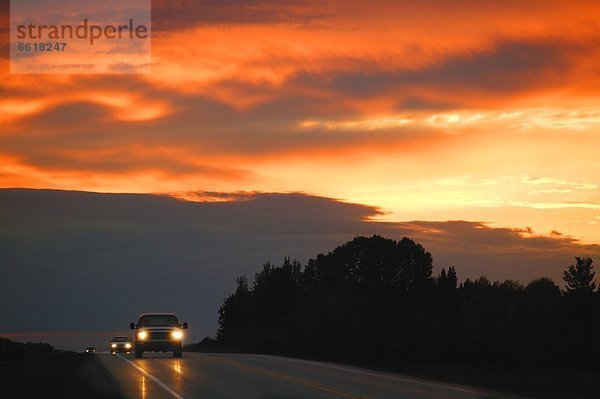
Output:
top-left (111, 343), bottom-right (117, 348)
top-left (171, 330), bottom-right (183, 340)
top-left (125, 343), bottom-right (132, 349)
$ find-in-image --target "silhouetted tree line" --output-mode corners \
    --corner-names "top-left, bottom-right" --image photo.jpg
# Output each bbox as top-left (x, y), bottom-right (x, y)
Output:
top-left (217, 235), bottom-right (600, 370)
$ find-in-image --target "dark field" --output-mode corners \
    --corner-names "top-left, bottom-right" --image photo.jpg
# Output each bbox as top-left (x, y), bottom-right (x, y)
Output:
top-left (1, 349), bottom-right (124, 399)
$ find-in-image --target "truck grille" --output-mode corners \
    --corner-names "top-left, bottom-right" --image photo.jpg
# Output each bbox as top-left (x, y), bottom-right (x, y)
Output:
top-left (148, 331), bottom-right (170, 340)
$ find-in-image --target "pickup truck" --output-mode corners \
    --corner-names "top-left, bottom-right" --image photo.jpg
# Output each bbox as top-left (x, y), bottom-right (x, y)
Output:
top-left (130, 313), bottom-right (188, 358)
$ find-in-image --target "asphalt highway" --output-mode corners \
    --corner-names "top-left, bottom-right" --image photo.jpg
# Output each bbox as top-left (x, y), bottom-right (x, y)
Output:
top-left (97, 352), bottom-right (531, 399)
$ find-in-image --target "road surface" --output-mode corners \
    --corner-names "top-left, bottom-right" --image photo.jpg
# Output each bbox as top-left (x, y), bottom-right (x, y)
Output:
top-left (97, 352), bottom-right (530, 399)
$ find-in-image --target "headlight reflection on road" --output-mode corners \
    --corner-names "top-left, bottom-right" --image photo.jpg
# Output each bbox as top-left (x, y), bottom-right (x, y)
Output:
top-left (172, 360), bottom-right (184, 393)
top-left (173, 360), bottom-right (182, 375)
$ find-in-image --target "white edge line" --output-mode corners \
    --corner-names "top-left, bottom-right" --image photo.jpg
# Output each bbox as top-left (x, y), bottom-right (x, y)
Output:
top-left (115, 354), bottom-right (184, 399)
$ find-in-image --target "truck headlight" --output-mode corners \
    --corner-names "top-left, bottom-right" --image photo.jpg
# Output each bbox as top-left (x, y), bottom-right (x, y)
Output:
top-left (125, 343), bottom-right (132, 349)
top-left (171, 330), bottom-right (183, 340)
top-left (138, 330), bottom-right (148, 340)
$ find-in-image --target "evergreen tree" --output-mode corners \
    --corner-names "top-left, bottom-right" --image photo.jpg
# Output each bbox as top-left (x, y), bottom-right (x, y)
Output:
top-left (563, 257), bottom-right (596, 293)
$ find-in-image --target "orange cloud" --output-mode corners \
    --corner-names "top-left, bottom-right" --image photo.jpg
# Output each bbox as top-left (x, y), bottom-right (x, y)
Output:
top-left (0, 91), bottom-right (170, 124)
top-left (1, 0), bottom-right (600, 246)
top-left (142, 1), bottom-right (600, 109)
top-left (0, 98), bottom-right (50, 123)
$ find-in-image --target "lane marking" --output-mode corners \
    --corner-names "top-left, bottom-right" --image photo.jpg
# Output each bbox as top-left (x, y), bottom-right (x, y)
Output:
top-left (238, 354), bottom-right (528, 399)
top-left (212, 355), bottom-right (368, 399)
top-left (115, 354), bottom-right (184, 399)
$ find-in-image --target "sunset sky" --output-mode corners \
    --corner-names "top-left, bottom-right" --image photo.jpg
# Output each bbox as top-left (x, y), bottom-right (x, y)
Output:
top-left (2, 1), bottom-right (600, 243)
top-left (2, 0), bottom-right (600, 349)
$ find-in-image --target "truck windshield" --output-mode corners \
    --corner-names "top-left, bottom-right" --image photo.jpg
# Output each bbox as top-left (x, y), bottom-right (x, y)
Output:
top-left (111, 337), bottom-right (131, 342)
top-left (138, 315), bottom-right (179, 327)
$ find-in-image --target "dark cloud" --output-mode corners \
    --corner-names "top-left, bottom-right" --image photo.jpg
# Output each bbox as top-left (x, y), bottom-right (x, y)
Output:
top-left (386, 220), bottom-right (600, 283)
top-left (27, 102), bottom-right (114, 126)
top-left (152, 0), bottom-right (334, 32)
top-left (294, 38), bottom-right (580, 104)
top-left (396, 96), bottom-right (460, 111)
top-left (1, 189), bottom-right (598, 350)
top-left (0, 89), bottom-right (443, 176)
top-left (0, 0), bottom-right (9, 68)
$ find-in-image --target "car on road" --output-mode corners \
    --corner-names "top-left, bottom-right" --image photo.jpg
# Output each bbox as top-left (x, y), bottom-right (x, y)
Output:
top-left (130, 313), bottom-right (188, 358)
top-left (109, 336), bottom-right (133, 354)
top-left (85, 346), bottom-right (96, 353)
